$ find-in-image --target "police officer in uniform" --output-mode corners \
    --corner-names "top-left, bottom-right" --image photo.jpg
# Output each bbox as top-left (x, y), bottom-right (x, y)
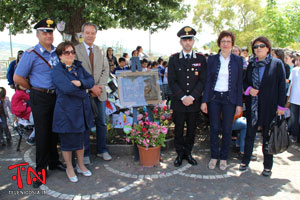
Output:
top-left (14, 18), bottom-right (65, 188)
top-left (168, 26), bottom-right (207, 167)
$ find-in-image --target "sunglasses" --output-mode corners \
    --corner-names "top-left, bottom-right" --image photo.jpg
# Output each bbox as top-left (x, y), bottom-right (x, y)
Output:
top-left (253, 44), bottom-right (266, 49)
top-left (63, 50), bottom-right (76, 56)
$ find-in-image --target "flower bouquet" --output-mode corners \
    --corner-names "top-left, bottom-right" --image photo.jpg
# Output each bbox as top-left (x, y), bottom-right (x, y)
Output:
top-left (124, 121), bottom-right (168, 148)
top-left (124, 121), bottom-right (168, 166)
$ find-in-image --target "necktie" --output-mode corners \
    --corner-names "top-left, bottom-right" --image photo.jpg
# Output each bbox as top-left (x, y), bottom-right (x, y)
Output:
top-left (186, 54), bottom-right (190, 60)
top-left (89, 47), bottom-right (94, 75)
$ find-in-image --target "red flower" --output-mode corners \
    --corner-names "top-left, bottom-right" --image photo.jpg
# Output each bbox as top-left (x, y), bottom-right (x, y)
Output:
top-left (163, 106), bottom-right (167, 111)
top-left (142, 128), bottom-right (147, 132)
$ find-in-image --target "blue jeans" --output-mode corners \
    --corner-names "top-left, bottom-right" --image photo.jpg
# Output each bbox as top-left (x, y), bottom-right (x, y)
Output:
top-left (208, 91), bottom-right (236, 160)
top-left (84, 99), bottom-right (107, 157)
top-left (232, 117), bottom-right (247, 153)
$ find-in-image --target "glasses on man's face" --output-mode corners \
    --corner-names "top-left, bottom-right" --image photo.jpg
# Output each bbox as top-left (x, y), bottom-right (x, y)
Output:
top-left (63, 50), bottom-right (76, 56)
top-left (221, 40), bottom-right (232, 44)
top-left (253, 44), bottom-right (266, 49)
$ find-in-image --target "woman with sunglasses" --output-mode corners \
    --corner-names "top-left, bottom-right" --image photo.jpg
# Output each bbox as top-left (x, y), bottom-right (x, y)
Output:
top-left (52, 41), bottom-right (94, 182)
top-left (239, 36), bottom-right (286, 177)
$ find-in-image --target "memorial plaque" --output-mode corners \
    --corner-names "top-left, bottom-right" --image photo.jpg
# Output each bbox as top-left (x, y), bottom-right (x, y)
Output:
top-left (117, 71), bottom-right (161, 107)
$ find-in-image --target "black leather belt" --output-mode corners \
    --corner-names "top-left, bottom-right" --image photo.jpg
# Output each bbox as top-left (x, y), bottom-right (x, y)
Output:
top-left (31, 87), bottom-right (56, 94)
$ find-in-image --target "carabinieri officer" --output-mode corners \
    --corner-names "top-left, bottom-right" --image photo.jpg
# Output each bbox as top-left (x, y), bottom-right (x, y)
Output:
top-left (168, 26), bottom-right (207, 167)
top-left (14, 18), bottom-right (65, 188)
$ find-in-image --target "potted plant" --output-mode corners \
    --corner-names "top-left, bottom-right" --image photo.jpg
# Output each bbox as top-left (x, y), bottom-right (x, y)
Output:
top-left (124, 121), bottom-right (168, 166)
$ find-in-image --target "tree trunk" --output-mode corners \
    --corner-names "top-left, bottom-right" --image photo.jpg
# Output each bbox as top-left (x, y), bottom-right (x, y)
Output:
top-left (63, 5), bottom-right (86, 45)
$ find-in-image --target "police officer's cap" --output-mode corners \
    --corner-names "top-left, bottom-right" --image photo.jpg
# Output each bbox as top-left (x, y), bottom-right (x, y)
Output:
top-left (34, 18), bottom-right (56, 32)
top-left (177, 26), bottom-right (196, 39)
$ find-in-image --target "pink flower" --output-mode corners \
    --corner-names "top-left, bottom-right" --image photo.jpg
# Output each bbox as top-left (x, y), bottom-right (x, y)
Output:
top-left (145, 112), bottom-right (148, 117)
top-left (161, 115), bottom-right (165, 120)
top-left (137, 114), bottom-right (143, 121)
top-left (161, 127), bottom-right (168, 134)
top-left (126, 138), bottom-right (130, 142)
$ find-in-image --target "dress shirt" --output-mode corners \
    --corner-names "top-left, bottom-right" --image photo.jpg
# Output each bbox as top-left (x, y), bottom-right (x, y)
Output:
top-left (83, 41), bottom-right (94, 56)
top-left (214, 53), bottom-right (230, 92)
top-left (182, 50), bottom-right (193, 59)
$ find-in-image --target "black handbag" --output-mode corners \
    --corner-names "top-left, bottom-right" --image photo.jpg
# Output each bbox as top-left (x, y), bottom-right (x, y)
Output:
top-left (267, 115), bottom-right (291, 154)
top-left (89, 96), bottom-right (99, 119)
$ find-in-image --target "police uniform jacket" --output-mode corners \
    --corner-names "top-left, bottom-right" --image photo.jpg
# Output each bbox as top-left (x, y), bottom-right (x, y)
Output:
top-left (51, 60), bottom-right (94, 133)
top-left (168, 51), bottom-right (207, 112)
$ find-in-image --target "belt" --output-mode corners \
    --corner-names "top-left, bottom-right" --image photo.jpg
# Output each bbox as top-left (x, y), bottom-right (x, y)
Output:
top-left (31, 87), bottom-right (56, 94)
top-left (214, 91), bottom-right (229, 95)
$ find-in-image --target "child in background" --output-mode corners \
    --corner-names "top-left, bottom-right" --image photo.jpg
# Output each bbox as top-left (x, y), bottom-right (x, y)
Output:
top-left (11, 85), bottom-right (35, 145)
top-left (0, 87), bottom-right (11, 145)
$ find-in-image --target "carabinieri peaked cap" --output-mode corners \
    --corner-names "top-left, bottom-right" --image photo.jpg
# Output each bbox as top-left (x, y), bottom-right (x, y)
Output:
top-left (34, 18), bottom-right (56, 32)
top-left (177, 26), bottom-right (196, 39)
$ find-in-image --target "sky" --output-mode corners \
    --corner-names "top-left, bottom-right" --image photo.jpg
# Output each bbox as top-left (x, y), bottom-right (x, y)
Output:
top-left (0, 0), bottom-right (216, 58)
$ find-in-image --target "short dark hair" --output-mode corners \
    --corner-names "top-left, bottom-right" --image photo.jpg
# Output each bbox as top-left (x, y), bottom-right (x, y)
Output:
top-left (151, 61), bottom-right (158, 67)
top-left (0, 87), bottom-right (6, 99)
top-left (217, 31), bottom-right (235, 47)
top-left (162, 61), bottom-right (168, 67)
top-left (273, 48), bottom-right (285, 63)
top-left (157, 57), bottom-right (163, 64)
top-left (118, 57), bottom-right (126, 63)
top-left (81, 22), bottom-right (97, 33)
top-left (251, 36), bottom-right (272, 56)
top-left (241, 46), bottom-right (249, 52)
top-left (131, 50), bottom-right (138, 56)
top-left (141, 59), bottom-right (148, 64)
top-left (285, 51), bottom-right (296, 64)
top-left (136, 46), bottom-right (142, 52)
top-left (123, 53), bottom-right (128, 58)
top-left (56, 41), bottom-right (75, 57)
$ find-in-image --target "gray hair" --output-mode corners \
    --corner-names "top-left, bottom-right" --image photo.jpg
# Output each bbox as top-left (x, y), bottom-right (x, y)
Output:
top-left (81, 23), bottom-right (97, 33)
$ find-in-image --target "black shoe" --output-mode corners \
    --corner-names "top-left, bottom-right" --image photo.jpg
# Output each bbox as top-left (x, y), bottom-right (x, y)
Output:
top-left (174, 155), bottom-right (184, 167)
top-left (262, 169), bottom-right (272, 177)
top-left (32, 179), bottom-right (43, 188)
top-left (185, 154), bottom-right (197, 166)
top-left (49, 162), bottom-right (66, 171)
top-left (250, 155), bottom-right (257, 161)
top-left (239, 164), bottom-right (249, 171)
top-left (32, 172), bottom-right (47, 188)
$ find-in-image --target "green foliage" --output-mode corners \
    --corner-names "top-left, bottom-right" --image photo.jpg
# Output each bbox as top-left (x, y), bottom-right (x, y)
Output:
top-left (193, 0), bottom-right (263, 50)
top-left (261, 0), bottom-right (300, 47)
top-left (0, 0), bottom-right (189, 36)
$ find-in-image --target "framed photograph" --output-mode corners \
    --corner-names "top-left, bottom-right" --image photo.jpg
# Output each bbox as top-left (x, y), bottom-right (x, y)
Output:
top-left (117, 71), bottom-right (161, 107)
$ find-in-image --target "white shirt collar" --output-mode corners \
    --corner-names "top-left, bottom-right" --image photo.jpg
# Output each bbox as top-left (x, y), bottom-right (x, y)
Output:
top-left (182, 50), bottom-right (193, 59)
top-left (83, 41), bottom-right (93, 50)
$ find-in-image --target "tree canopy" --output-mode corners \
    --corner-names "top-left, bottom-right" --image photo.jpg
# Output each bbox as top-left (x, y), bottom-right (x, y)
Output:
top-left (262, 0), bottom-right (300, 47)
top-left (193, 0), bottom-right (300, 51)
top-left (0, 0), bottom-right (189, 42)
top-left (193, 0), bottom-right (263, 52)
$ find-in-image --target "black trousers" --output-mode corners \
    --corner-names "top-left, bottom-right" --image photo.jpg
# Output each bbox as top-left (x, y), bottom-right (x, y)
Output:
top-left (242, 123), bottom-right (273, 170)
top-left (173, 111), bottom-right (198, 156)
top-left (29, 89), bottom-right (59, 173)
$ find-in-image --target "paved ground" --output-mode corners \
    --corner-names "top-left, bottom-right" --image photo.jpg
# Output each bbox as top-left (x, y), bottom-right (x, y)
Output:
top-left (1, 80), bottom-right (300, 200)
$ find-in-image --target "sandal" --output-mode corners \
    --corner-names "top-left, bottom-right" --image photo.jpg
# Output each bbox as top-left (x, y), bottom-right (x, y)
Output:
top-left (208, 159), bottom-right (217, 169)
top-left (219, 160), bottom-right (227, 171)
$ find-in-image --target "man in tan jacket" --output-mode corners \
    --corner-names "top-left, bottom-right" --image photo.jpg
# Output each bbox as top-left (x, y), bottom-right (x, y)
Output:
top-left (75, 23), bottom-right (111, 163)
